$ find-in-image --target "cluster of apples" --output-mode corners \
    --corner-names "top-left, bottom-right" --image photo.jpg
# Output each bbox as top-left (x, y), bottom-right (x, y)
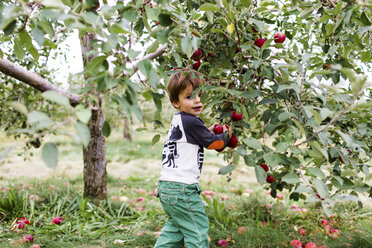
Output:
top-left (213, 111), bottom-right (242, 152)
top-left (191, 48), bottom-right (202, 70)
top-left (254, 29), bottom-right (286, 48)
top-left (259, 163), bottom-right (275, 183)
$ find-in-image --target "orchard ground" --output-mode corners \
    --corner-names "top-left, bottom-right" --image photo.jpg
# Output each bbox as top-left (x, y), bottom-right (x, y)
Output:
top-left (0, 129), bottom-right (371, 248)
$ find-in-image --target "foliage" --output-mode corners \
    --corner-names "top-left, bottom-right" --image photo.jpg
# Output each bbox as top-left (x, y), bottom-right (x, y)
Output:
top-left (0, 0), bottom-right (371, 214)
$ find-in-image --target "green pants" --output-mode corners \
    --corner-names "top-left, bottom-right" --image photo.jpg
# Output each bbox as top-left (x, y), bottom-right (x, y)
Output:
top-left (154, 181), bottom-right (209, 248)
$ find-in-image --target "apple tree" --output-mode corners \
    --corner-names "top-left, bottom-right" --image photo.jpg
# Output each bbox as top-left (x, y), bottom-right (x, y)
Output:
top-left (0, 0), bottom-right (167, 199)
top-left (148, 0), bottom-right (371, 215)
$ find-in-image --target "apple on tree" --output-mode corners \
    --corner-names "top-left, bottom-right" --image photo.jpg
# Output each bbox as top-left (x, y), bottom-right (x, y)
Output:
top-left (254, 38), bottom-right (266, 48)
top-left (266, 175), bottom-right (275, 183)
top-left (191, 48), bottom-right (202, 61)
top-left (192, 60), bottom-right (201, 70)
top-left (274, 32), bottom-right (286, 43)
top-left (259, 163), bottom-right (269, 172)
top-left (227, 135), bottom-right (238, 148)
top-left (231, 111), bottom-right (242, 121)
top-left (214, 124), bottom-right (224, 134)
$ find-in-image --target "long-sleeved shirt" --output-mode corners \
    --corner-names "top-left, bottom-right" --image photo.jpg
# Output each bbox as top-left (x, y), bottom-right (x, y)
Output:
top-left (159, 112), bottom-right (229, 184)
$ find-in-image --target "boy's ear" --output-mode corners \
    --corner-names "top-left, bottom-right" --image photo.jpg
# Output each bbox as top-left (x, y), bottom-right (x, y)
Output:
top-left (171, 101), bottom-right (180, 109)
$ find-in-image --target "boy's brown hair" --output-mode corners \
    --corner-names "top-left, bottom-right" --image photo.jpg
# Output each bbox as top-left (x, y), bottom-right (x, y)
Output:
top-left (168, 70), bottom-right (204, 105)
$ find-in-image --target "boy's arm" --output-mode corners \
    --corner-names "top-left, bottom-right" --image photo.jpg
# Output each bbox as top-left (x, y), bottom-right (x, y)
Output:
top-left (182, 116), bottom-right (230, 149)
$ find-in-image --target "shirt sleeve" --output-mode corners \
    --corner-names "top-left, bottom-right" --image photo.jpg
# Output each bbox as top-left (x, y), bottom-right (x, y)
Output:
top-left (181, 114), bottom-right (229, 149)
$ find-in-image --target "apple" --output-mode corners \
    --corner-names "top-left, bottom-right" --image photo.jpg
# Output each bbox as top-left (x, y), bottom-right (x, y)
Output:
top-left (191, 48), bottom-right (202, 61)
top-left (216, 239), bottom-right (229, 247)
top-left (238, 226), bottom-right (248, 234)
top-left (52, 217), bottom-right (63, 225)
top-left (192, 60), bottom-right (201, 70)
top-left (259, 163), bottom-right (269, 172)
top-left (299, 228), bottom-right (306, 236)
top-left (227, 135), bottom-right (238, 148)
top-left (23, 234), bottom-right (34, 243)
top-left (252, 26), bottom-right (259, 33)
top-left (266, 175), bottom-right (275, 183)
top-left (274, 32), bottom-right (286, 43)
top-left (214, 124), bottom-right (224, 134)
top-left (231, 111), bottom-right (243, 121)
top-left (291, 240), bottom-right (303, 248)
top-left (254, 38), bottom-right (266, 48)
top-left (304, 242), bottom-right (317, 248)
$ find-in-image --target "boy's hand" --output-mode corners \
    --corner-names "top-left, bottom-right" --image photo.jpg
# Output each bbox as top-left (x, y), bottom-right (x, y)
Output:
top-left (208, 122), bottom-right (219, 133)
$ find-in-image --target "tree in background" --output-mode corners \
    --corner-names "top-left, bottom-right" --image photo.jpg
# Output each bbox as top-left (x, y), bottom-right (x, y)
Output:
top-left (0, 0), bottom-right (371, 215)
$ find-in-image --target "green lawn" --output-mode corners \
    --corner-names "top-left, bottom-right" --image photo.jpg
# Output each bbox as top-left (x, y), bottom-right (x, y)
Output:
top-left (0, 129), bottom-right (371, 248)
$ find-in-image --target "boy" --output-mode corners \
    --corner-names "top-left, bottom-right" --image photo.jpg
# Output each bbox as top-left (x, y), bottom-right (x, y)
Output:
top-left (154, 70), bottom-right (232, 248)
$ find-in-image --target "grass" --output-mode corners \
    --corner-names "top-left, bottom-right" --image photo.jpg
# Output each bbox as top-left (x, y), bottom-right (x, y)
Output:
top-left (0, 129), bottom-right (372, 247)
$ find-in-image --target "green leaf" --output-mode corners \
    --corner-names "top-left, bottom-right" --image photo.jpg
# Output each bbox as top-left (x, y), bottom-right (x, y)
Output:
top-left (307, 167), bottom-right (326, 179)
top-left (243, 137), bottom-right (262, 149)
top-left (13, 38), bottom-right (25, 59)
top-left (181, 36), bottom-right (193, 58)
top-left (31, 26), bottom-right (44, 46)
top-left (320, 108), bottom-right (333, 121)
top-left (313, 179), bottom-right (329, 199)
top-left (218, 165), bottom-right (236, 175)
top-left (158, 13), bottom-right (172, 27)
top-left (137, 60), bottom-right (152, 78)
top-left (259, 98), bottom-right (280, 105)
top-left (152, 134), bottom-right (160, 146)
top-left (41, 142), bottom-right (58, 169)
top-left (41, 90), bottom-right (70, 106)
top-left (282, 173), bottom-right (300, 184)
top-left (276, 83), bottom-right (299, 93)
top-left (199, 3), bottom-right (220, 11)
top-left (7, 101), bottom-right (28, 115)
top-left (244, 155), bottom-right (255, 167)
top-left (255, 165), bottom-right (266, 184)
top-left (76, 108), bottom-right (91, 124)
top-left (250, 19), bottom-right (265, 31)
top-left (240, 0), bottom-right (252, 7)
top-left (102, 121), bottom-right (111, 138)
top-left (294, 185), bottom-right (312, 193)
top-left (27, 111), bottom-right (51, 125)
top-left (74, 122), bottom-right (91, 147)
top-left (341, 169), bottom-right (357, 177)
top-left (298, 8), bottom-right (313, 19)
top-left (85, 56), bottom-right (107, 75)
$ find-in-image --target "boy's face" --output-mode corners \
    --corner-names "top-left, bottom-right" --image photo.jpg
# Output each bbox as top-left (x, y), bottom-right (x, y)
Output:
top-left (173, 84), bottom-right (204, 116)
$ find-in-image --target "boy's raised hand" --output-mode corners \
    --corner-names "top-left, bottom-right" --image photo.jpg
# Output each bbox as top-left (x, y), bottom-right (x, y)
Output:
top-left (208, 122), bottom-right (220, 134)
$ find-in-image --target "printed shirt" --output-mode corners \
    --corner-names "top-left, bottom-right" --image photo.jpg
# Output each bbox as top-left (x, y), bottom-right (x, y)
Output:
top-left (159, 112), bottom-right (229, 184)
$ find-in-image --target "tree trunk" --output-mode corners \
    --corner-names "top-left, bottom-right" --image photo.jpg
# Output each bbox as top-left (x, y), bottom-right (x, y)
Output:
top-left (83, 104), bottom-right (107, 199)
top-left (81, 32), bottom-right (107, 199)
top-left (123, 114), bottom-right (132, 141)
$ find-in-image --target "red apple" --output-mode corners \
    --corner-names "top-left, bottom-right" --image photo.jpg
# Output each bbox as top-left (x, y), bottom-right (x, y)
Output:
top-left (214, 124), bottom-right (224, 134)
top-left (274, 32), bottom-right (286, 43)
top-left (192, 60), bottom-right (201, 70)
top-left (52, 217), bottom-right (63, 225)
top-left (231, 111), bottom-right (243, 121)
top-left (227, 135), bottom-right (238, 148)
top-left (266, 175), bottom-right (275, 183)
top-left (259, 163), bottom-right (269, 172)
top-left (23, 234), bottom-right (34, 243)
top-left (254, 38), bottom-right (266, 48)
top-left (173, 67), bottom-right (179, 70)
top-left (191, 48), bottom-right (202, 61)
top-left (252, 26), bottom-right (259, 33)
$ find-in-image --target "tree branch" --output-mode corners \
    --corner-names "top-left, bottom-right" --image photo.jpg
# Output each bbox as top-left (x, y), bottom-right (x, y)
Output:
top-left (127, 43), bottom-right (168, 73)
top-left (0, 58), bottom-right (81, 106)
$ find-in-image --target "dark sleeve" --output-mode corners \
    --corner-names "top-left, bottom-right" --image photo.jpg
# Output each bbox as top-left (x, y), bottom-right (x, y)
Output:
top-left (181, 114), bottom-right (229, 149)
